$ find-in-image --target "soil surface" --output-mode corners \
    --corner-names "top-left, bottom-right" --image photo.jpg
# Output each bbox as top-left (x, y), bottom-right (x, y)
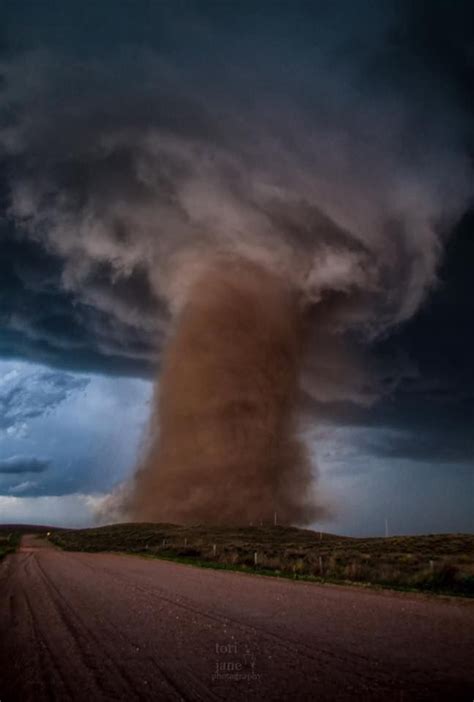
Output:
top-left (0, 535), bottom-right (473, 701)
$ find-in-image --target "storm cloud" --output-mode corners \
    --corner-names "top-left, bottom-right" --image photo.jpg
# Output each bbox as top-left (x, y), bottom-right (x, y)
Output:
top-left (0, 364), bottom-right (89, 434)
top-left (0, 223), bottom-right (156, 376)
top-left (0, 3), bottom-right (472, 393)
top-left (0, 455), bottom-right (50, 474)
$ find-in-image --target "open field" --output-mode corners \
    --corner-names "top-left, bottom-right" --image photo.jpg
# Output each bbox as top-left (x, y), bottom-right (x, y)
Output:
top-left (48, 523), bottom-right (474, 597)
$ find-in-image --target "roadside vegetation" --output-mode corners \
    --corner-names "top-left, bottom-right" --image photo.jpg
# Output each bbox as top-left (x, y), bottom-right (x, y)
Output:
top-left (0, 531), bottom-right (21, 560)
top-left (0, 524), bottom-right (58, 561)
top-left (48, 523), bottom-right (474, 597)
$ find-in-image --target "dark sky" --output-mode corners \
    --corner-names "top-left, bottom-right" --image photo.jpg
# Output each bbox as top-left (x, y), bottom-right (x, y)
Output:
top-left (0, 1), bottom-right (472, 533)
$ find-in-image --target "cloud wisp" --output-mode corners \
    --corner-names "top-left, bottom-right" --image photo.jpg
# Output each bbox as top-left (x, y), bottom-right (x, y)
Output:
top-left (0, 455), bottom-right (50, 474)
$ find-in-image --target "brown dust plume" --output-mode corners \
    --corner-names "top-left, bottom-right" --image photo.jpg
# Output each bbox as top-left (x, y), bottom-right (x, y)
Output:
top-left (126, 259), bottom-right (322, 525)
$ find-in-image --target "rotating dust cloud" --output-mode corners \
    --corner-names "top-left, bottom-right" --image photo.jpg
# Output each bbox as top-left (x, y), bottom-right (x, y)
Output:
top-left (126, 260), bottom-right (322, 525)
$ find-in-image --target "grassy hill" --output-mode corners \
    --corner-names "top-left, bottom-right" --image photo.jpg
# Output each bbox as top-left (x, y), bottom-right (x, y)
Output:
top-left (48, 523), bottom-right (474, 597)
top-left (0, 524), bottom-right (60, 534)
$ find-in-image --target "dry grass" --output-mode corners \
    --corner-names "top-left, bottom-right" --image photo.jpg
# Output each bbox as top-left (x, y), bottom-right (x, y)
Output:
top-left (0, 531), bottom-right (21, 560)
top-left (0, 524), bottom-right (62, 561)
top-left (48, 523), bottom-right (474, 596)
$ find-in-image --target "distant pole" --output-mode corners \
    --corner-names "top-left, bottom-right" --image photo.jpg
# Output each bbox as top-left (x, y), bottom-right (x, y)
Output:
top-left (254, 551), bottom-right (258, 566)
top-left (274, 511), bottom-right (277, 527)
top-left (213, 543), bottom-right (217, 556)
top-left (385, 518), bottom-right (389, 538)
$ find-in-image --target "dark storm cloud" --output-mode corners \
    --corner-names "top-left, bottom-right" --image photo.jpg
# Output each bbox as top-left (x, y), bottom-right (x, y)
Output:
top-left (0, 455), bottom-right (50, 474)
top-left (0, 366), bottom-right (89, 432)
top-left (367, 431), bottom-right (474, 465)
top-left (0, 0), bottom-right (472, 441)
top-left (365, 210), bottom-right (474, 464)
top-left (1, 454), bottom-right (123, 498)
top-left (300, 202), bottom-right (474, 469)
top-left (305, 374), bottom-right (474, 466)
top-left (0, 221), bottom-right (156, 376)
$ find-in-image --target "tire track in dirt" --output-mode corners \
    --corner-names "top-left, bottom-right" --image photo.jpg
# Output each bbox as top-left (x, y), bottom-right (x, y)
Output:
top-left (1, 536), bottom-right (473, 702)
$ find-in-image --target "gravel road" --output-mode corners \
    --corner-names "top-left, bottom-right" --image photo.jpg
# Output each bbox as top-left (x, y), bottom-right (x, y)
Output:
top-left (0, 535), bottom-right (473, 701)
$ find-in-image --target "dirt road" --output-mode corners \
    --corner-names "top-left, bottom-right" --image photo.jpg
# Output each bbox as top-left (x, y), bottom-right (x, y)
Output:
top-left (0, 535), bottom-right (473, 701)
